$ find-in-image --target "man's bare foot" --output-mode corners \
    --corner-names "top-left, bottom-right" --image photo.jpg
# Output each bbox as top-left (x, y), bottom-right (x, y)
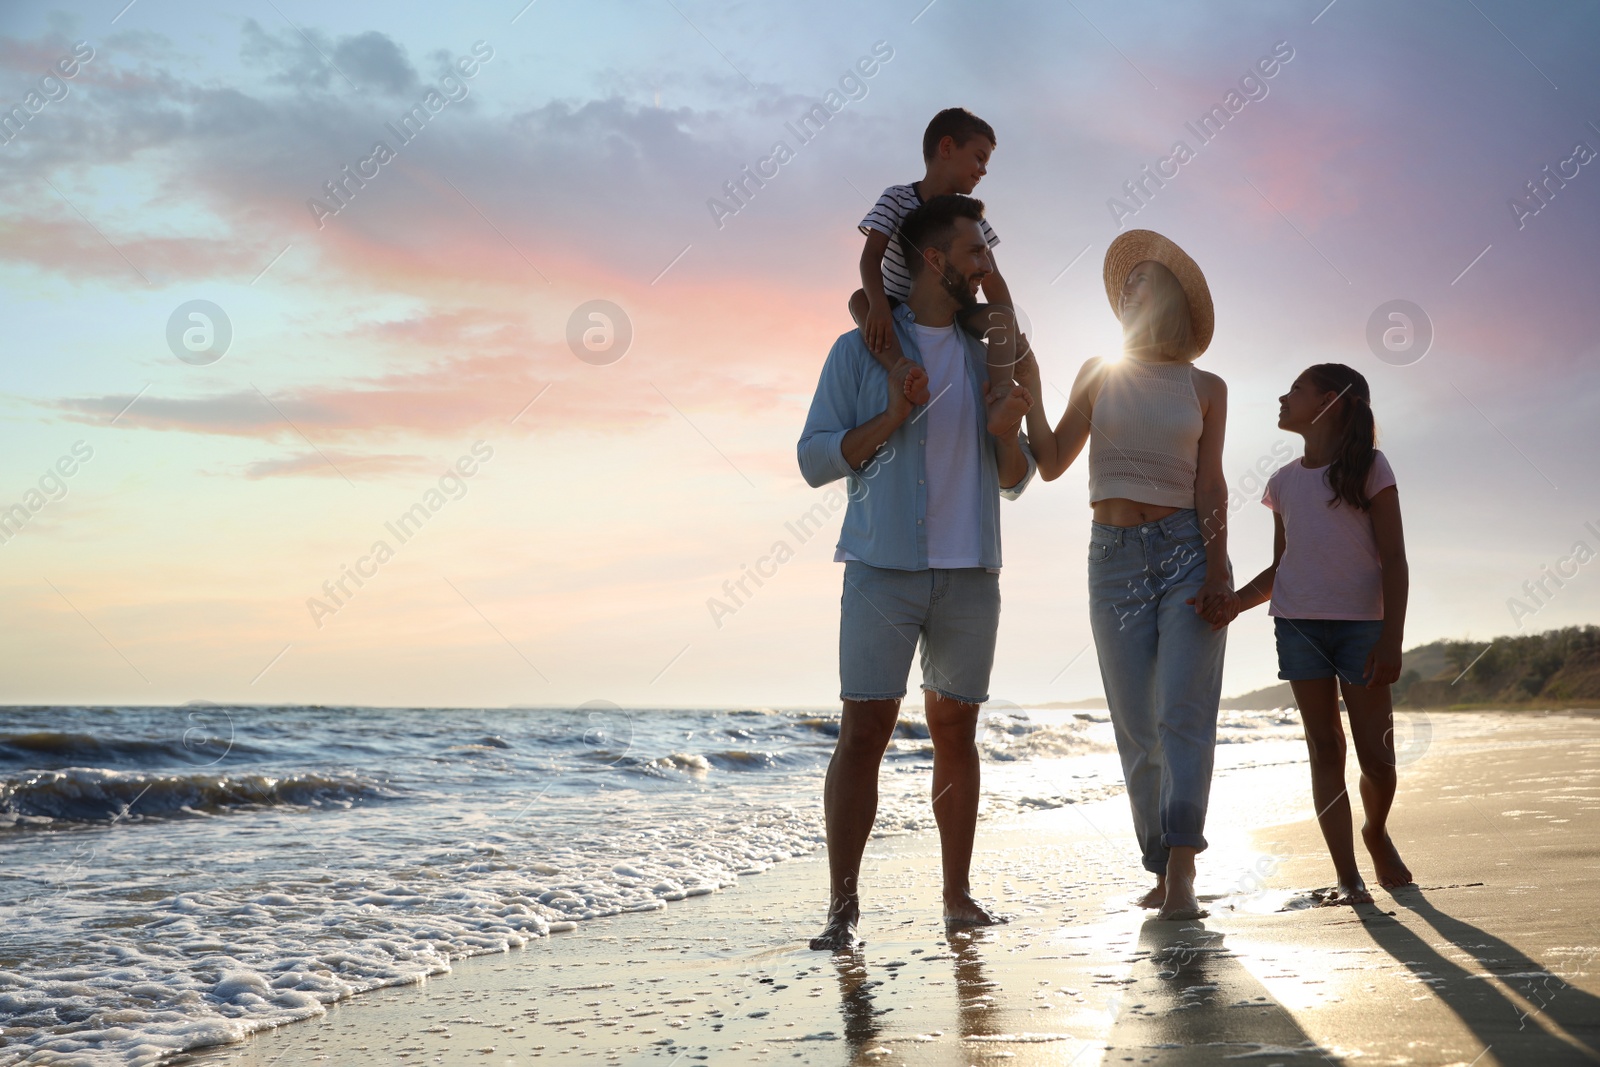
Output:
top-left (943, 890), bottom-right (1009, 927)
top-left (1136, 877), bottom-right (1167, 909)
top-left (1318, 879), bottom-right (1374, 906)
top-left (1362, 824), bottom-right (1414, 888)
top-left (1157, 869), bottom-right (1208, 921)
top-left (985, 389), bottom-right (1029, 437)
top-left (810, 898), bottom-right (862, 952)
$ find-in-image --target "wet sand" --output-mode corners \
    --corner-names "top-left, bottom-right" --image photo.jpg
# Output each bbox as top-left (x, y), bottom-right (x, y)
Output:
top-left (187, 711), bottom-right (1600, 1067)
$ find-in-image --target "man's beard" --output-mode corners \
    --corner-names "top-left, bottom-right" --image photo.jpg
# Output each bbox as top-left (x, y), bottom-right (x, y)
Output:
top-left (938, 263), bottom-right (982, 311)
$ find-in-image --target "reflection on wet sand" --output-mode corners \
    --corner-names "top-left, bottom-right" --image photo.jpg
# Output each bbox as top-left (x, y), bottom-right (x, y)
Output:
top-left (1364, 887), bottom-right (1600, 1064)
top-left (1103, 919), bottom-right (1339, 1064)
top-left (829, 950), bottom-right (885, 1061)
top-left (949, 926), bottom-right (1004, 1039)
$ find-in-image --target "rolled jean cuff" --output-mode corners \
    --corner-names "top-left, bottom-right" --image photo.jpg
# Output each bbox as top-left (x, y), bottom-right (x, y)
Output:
top-left (921, 683), bottom-right (988, 706)
top-left (1162, 832), bottom-right (1209, 852)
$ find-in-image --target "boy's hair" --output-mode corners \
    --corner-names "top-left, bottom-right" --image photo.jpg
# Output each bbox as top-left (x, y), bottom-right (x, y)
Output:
top-left (898, 194), bottom-right (986, 280)
top-left (1301, 363), bottom-right (1377, 510)
top-left (922, 107), bottom-right (997, 161)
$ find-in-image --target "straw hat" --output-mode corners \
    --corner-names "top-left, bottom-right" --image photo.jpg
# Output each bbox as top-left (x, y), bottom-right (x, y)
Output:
top-left (1103, 229), bottom-right (1214, 357)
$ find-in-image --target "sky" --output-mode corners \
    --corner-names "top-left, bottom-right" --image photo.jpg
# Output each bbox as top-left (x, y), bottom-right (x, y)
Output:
top-left (1, 0), bottom-right (1597, 710)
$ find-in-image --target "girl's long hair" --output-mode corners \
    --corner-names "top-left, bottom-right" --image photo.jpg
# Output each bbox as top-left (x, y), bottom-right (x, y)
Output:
top-left (1303, 363), bottom-right (1377, 510)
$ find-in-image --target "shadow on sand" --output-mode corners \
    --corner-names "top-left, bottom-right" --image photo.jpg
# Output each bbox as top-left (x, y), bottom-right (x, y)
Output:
top-left (1102, 919), bottom-right (1341, 1065)
top-left (1358, 886), bottom-right (1600, 1064)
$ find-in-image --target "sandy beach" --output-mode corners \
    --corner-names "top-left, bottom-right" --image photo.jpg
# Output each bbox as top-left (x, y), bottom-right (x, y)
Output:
top-left (184, 710), bottom-right (1600, 1067)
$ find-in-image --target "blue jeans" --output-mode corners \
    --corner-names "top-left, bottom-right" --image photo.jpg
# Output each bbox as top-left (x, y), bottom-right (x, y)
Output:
top-left (1087, 509), bottom-right (1227, 874)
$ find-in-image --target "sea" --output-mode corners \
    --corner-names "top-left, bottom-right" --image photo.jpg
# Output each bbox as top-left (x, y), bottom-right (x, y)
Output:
top-left (0, 703), bottom-right (1302, 1066)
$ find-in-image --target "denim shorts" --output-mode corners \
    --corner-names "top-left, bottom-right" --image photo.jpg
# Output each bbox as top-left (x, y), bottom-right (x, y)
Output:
top-left (839, 560), bottom-right (999, 705)
top-left (1275, 617), bottom-right (1386, 685)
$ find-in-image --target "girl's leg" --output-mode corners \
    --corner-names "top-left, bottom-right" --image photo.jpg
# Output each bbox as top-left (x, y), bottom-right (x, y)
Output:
top-left (1340, 679), bottom-right (1414, 888)
top-left (1290, 677), bottom-right (1371, 904)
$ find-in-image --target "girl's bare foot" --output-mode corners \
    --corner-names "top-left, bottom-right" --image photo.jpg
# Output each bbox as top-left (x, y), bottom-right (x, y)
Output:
top-left (1362, 824), bottom-right (1414, 888)
top-left (1318, 879), bottom-right (1374, 906)
top-left (1136, 877), bottom-right (1167, 909)
top-left (943, 890), bottom-right (1009, 927)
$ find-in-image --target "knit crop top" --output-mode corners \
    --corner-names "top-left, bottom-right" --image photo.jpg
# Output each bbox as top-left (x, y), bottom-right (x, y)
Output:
top-left (1087, 358), bottom-right (1204, 509)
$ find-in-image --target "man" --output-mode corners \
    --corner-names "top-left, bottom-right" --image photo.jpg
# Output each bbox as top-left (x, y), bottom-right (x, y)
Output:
top-left (797, 193), bottom-right (1035, 952)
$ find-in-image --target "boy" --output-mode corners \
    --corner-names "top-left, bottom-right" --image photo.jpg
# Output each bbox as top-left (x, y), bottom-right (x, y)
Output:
top-left (851, 107), bottom-right (1028, 431)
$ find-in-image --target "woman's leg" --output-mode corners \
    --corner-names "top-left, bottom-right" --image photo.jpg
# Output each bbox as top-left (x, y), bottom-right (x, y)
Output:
top-left (1341, 679), bottom-right (1413, 888)
top-left (1152, 537), bottom-right (1226, 920)
top-left (1088, 532), bottom-right (1167, 897)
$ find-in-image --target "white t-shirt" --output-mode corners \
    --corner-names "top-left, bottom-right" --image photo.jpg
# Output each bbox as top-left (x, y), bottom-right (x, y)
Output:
top-left (914, 322), bottom-right (983, 568)
top-left (1262, 450), bottom-right (1397, 620)
top-left (859, 183), bottom-right (1000, 302)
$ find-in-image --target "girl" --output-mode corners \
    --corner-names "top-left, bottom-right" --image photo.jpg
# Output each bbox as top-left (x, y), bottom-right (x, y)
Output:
top-left (1017, 230), bottom-right (1232, 921)
top-left (1227, 364), bottom-right (1414, 904)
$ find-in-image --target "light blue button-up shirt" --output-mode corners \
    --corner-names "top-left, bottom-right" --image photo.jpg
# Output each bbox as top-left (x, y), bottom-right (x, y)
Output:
top-left (796, 303), bottom-right (1035, 572)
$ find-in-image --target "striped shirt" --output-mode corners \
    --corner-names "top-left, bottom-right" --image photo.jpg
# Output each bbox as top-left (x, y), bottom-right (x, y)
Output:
top-left (859, 183), bottom-right (1001, 302)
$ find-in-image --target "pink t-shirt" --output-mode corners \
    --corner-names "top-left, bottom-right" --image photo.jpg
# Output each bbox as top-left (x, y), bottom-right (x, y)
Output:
top-left (1262, 450), bottom-right (1396, 620)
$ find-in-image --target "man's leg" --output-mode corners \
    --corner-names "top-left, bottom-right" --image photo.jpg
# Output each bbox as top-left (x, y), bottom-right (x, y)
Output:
top-left (816, 561), bottom-right (927, 951)
top-left (920, 568), bottom-right (1007, 926)
top-left (812, 697), bottom-right (901, 951)
top-left (923, 690), bottom-right (1003, 923)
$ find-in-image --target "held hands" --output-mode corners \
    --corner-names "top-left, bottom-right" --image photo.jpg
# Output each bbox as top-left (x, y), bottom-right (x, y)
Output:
top-left (886, 358), bottom-right (928, 424)
top-left (1362, 633), bottom-right (1403, 689)
top-left (1186, 576), bottom-right (1240, 631)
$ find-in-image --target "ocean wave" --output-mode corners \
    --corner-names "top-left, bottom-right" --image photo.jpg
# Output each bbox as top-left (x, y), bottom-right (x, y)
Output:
top-left (0, 767), bottom-right (391, 826)
top-left (0, 729), bottom-right (264, 770)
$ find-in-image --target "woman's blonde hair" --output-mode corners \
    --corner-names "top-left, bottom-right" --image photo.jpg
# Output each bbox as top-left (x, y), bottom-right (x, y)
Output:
top-left (1123, 260), bottom-right (1198, 363)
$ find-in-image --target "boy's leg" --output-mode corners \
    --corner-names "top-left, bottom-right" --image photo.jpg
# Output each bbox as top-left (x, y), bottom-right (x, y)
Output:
top-left (849, 289), bottom-right (927, 404)
top-left (1341, 679), bottom-right (1414, 889)
top-left (1290, 677), bottom-right (1372, 904)
top-left (957, 303), bottom-right (1030, 435)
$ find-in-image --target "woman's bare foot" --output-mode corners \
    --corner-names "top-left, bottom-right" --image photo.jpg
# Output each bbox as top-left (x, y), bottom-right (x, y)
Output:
top-left (1157, 850), bottom-right (1208, 921)
top-left (943, 890), bottom-right (1009, 927)
top-left (1362, 824), bottom-right (1414, 888)
top-left (1318, 878), bottom-right (1374, 906)
top-left (1135, 877), bottom-right (1167, 909)
top-left (810, 898), bottom-right (862, 952)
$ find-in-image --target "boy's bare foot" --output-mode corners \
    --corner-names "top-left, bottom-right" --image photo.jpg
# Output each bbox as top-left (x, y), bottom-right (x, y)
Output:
top-left (891, 357), bottom-right (931, 405)
top-left (809, 898), bottom-right (862, 952)
top-left (985, 387), bottom-right (1030, 437)
top-left (1362, 824), bottom-right (1414, 888)
top-left (943, 890), bottom-right (1009, 927)
top-left (1135, 877), bottom-right (1167, 909)
top-left (1318, 879), bottom-right (1374, 906)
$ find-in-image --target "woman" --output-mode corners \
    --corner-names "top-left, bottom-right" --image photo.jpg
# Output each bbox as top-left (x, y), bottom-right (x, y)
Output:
top-left (1017, 230), bottom-right (1231, 920)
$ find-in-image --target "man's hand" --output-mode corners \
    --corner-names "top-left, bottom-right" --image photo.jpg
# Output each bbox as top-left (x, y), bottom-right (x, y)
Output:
top-left (888, 359), bottom-right (927, 424)
top-left (864, 299), bottom-right (894, 355)
top-left (1363, 633), bottom-right (1403, 688)
top-left (985, 381), bottom-right (1032, 438)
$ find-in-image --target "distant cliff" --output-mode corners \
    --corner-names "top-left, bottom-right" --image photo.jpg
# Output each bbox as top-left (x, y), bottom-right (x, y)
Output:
top-left (1221, 626), bottom-right (1600, 710)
